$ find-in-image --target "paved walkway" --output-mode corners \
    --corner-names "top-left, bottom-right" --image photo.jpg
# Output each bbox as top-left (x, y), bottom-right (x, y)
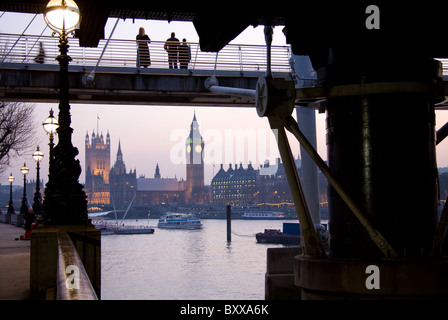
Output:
top-left (0, 223), bottom-right (30, 299)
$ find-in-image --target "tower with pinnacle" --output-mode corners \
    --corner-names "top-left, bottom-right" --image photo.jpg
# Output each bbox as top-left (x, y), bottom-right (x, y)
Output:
top-left (185, 112), bottom-right (205, 203)
top-left (85, 128), bottom-right (111, 205)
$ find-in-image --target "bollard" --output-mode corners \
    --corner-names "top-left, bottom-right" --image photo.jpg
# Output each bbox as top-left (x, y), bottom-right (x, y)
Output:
top-left (226, 205), bottom-right (231, 243)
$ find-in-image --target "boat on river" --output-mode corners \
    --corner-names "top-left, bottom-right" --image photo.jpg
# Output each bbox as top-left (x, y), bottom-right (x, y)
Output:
top-left (158, 213), bottom-right (203, 229)
top-left (242, 211), bottom-right (284, 220)
top-left (91, 195), bottom-right (155, 235)
top-left (92, 219), bottom-right (154, 235)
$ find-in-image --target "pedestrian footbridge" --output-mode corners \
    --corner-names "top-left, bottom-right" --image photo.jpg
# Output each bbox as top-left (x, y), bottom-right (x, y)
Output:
top-left (0, 33), bottom-right (292, 106)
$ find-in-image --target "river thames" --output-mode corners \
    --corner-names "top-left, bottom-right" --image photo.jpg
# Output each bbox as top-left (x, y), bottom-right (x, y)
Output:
top-left (100, 219), bottom-right (292, 300)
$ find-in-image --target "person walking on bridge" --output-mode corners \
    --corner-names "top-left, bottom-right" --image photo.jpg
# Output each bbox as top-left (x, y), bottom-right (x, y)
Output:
top-left (136, 27), bottom-right (151, 68)
top-left (179, 38), bottom-right (191, 69)
top-left (164, 32), bottom-right (180, 69)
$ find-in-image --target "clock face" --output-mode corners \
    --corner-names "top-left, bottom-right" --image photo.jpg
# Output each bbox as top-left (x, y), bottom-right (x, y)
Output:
top-left (186, 145), bottom-right (191, 153)
top-left (195, 145), bottom-right (202, 153)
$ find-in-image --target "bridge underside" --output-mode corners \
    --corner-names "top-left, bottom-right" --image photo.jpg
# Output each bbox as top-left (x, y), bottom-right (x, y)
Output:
top-left (0, 64), bottom-right (284, 106)
top-left (5, 1), bottom-right (448, 300)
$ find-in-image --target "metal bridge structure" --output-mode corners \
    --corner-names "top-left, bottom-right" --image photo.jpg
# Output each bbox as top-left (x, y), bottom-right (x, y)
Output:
top-left (3, 32), bottom-right (448, 108)
top-left (4, 1), bottom-right (448, 301)
top-left (0, 33), bottom-right (292, 106)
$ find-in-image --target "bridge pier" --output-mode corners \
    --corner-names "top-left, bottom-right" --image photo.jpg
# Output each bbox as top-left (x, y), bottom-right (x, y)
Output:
top-left (292, 48), bottom-right (448, 298)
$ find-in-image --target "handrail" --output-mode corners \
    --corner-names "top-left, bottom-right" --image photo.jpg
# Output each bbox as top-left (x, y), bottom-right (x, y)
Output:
top-left (56, 231), bottom-right (98, 300)
top-left (0, 33), bottom-right (291, 74)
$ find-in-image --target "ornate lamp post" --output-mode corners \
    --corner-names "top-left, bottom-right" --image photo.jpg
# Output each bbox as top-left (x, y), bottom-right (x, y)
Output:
top-left (43, 0), bottom-right (88, 225)
top-left (6, 173), bottom-right (15, 224)
top-left (42, 108), bottom-right (59, 165)
top-left (32, 146), bottom-right (44, 218)
top-left (18, 163), bottom-right (29, 227)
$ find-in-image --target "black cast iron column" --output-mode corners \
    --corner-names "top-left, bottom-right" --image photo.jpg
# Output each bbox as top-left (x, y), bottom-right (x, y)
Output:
top-left (32, 157), bottom-right (43, 217)
top-left (43, 31), bottom-right (88, 225)
top-left (321, 52), bottom-right (440, 259)
top-left (7, 175), bottom-right (14, 219)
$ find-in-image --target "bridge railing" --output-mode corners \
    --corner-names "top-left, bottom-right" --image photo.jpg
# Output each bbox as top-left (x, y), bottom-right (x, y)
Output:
top-left (0, 33), bottom-right (292, 74)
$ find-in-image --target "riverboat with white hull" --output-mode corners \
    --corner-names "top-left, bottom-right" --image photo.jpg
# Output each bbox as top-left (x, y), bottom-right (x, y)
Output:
top-left (242, 211), bottom-right (284, 220)
top-left (158, 213), bottom-right (203, 229)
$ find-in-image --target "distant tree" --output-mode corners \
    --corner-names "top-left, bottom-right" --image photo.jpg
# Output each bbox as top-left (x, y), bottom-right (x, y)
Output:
top-left (0, 101), bottom-right (36, 174)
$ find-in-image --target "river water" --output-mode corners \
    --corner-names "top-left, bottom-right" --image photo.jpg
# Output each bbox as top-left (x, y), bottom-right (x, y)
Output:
top-left (100, 219), bottom-right (292, 300)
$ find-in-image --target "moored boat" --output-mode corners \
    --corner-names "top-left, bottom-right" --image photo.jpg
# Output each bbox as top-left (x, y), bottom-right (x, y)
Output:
top-left (158, 213), bottom-right (203, 229)
top-left (242, 211), bottom-right (284, 219)
top-left (92, 217), bottom-right (154, 235)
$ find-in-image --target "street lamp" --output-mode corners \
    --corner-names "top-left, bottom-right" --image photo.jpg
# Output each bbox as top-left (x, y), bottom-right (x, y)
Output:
top-left (43, 0), bottom-right (80, 34)
top-left (42, 108), bottom-right (59, 164)
top-left (32, 146), bottom-right (44, 218)
top-left (43, 0), bottom-right (88, 225)
top-left (19, 163), bottom-right (29, 227)
top-left (6, 173), bottom-right (15, 224)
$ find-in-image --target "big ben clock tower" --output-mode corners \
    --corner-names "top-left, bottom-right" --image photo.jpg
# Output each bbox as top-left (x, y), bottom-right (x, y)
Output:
top-left (185, 112), bottom-right (205, 203)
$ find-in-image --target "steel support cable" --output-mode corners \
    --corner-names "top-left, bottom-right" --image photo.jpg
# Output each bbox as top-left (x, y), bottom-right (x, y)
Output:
top-left (84, 18), bottom-right (119, 84)
top-left (22, 25), bottom-right (48, 63)
top-left (1, 13), bottom-right (38, 63)
top-left (280, 114), bottom-right (398, 258)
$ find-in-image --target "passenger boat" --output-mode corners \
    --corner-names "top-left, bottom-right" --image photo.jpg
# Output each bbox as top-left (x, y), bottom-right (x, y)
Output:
top-left (92, 218), bottom-right (155, 235)
top-left (158, 213), bottom-right (203, 229)
top-left (242, 211), bottom-right (284, 219)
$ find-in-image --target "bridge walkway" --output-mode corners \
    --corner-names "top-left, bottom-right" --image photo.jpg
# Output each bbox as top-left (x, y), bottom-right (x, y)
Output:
top-left (0, 33), bottom-right (292, 106)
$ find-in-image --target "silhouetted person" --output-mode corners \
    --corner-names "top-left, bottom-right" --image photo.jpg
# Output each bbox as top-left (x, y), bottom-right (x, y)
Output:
top-left (34, 42), bottom-right (45, 64)
top-left (24, 208), bottom-right (35, 239)
top-left (164, 32), bottom-right (180, 69)
top-left (136, 27), bottom-right (151, 68)
top-left (179, 38), bottom-right (190, 69)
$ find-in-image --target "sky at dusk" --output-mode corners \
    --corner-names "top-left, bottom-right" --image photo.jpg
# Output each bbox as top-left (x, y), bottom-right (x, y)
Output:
top-left (1, 12), bottom-right (448, 188)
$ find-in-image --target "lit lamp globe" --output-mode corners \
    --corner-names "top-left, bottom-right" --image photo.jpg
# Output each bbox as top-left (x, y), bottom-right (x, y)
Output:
top-left (8, 174), bottom-right (14, 184)
top-left (44, 0), bottom-right (80, 34)
top-left (32, 146), bottom-right (44, 163)
top-left (42, 109), bottom-right (59, 135)
top-left (20, 164), bottom-right (29, 176)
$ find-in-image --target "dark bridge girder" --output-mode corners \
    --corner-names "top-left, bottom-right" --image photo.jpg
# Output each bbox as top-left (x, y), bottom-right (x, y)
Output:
top-left (0, 64), bottom-right (273, 106)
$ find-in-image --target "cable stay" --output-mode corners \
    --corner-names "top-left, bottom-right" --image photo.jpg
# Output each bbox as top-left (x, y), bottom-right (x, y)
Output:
top-left (1, 13), bottom-right (38, 63)
top-left (22, 25), bottom-right (48, 63)
top-left (119, 194), bottom-right (136, 225)
top-left (83, 18), bottom-right (120, 85)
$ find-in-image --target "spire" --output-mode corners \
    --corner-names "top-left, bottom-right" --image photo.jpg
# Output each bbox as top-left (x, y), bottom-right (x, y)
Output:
top-left (154, 163), bottom-right (161, 179)
top-left (188, 111), bottom-right (203, 141)
top-left (116, 140), bottom-right (123, 162)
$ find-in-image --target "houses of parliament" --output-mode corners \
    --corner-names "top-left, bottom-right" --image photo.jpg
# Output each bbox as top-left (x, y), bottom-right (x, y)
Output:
top-left (84, 112), bottom-right (324, 210)
top-left (84, 113), bottom-right (206, 209)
